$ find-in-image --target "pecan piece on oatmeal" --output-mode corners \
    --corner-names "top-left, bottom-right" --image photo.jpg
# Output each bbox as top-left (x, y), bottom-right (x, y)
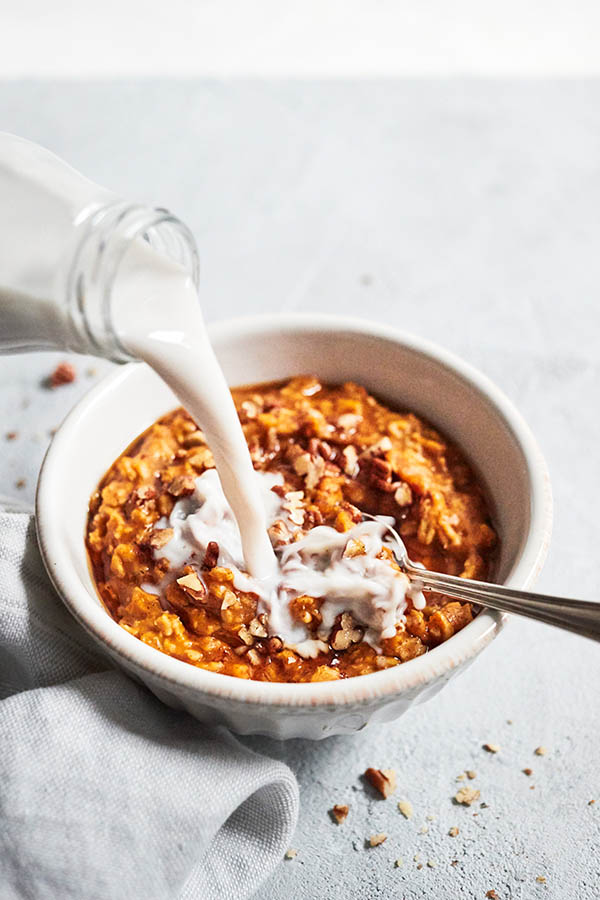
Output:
top-left (393, 482), bottom-right (413, 507)
top-left (125, 485), bottom-right (156, 516)
top-left (342, 445), bottom-right (359, 476)
top-left (337, 413), bottom-right (361, 432)
top-left (294, 452), bottom-right (326, 490)
top-left (282, 490), bottom-right (305, 526)
top-left (202, 541), bottom-right (220, 569)
top-left (330, 804), bottom-right (349, 824)
top-left (181, 429), bottom-right (205, 447)
top-left (330, 612), bottom-right (364, 651)
top-left (249, 615), bottom-right (268, 638)
top-left (176, 571), bottom-right (206, 602)
top-left (166, 474), bottom-right (196, 497)
top-left (142, 527), bottom-right (174, 550)
top-left (268, 518), bottom-right (292, 546)
top-left (360, 436), bottom-right (392, 459)
top-left (238, 625), bottom-right (255, 646)
top-left (267, 636), bottom-right (283, 654)
top-left (365, 767), bottom-right (397, 798)
top-left (343, 538), bottom-right (366, 558)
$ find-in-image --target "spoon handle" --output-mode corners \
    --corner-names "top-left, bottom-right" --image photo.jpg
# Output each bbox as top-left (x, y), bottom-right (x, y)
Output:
top-left (405, 565), bottom-right (600, 642)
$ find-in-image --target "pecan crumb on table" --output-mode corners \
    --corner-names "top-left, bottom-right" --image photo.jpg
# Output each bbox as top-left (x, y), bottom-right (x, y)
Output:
top-left (86, 376), bottom-right (497, 683)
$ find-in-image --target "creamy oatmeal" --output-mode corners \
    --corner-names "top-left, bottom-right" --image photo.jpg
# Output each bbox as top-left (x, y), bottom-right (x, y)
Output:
top-left (86, 376), bottom-right (497, 682)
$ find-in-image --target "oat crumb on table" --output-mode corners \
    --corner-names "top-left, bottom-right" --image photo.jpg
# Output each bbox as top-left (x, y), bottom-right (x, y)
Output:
top-left (483, 743), bottom-right (500, 753)
top-left (454, 787), bottom-right (481, 806)
top-left (284, 849), bottom-right (297, 860)
top-left (534, 746), bottom-right (548, 756)
top-left (368, 833), bottom-right (387, 847)
top-left (398, 800), bottom-right (413, 819)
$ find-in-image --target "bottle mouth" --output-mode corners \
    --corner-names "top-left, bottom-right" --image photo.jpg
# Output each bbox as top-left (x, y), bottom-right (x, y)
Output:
top-left (67, 202), bottom-right (200, 363)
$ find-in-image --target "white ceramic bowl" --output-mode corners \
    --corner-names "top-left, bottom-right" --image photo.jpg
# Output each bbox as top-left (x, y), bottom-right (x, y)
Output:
top-left (36, 315), bottom-right (552, 739)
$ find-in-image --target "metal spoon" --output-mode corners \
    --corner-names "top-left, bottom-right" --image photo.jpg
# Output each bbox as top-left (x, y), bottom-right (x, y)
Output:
top-left (367, 516), bottom-right (600, 642)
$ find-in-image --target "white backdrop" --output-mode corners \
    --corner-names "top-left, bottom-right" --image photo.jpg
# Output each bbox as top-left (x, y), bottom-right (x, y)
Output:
top-left (1, 0), bottom-right (600, 78)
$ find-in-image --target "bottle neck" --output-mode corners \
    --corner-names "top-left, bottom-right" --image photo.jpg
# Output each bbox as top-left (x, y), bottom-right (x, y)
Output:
top-left (66, 202), bottom-right (200, 362)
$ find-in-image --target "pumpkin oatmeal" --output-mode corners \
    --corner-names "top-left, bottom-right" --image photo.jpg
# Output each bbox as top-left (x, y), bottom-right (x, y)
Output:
top-left (86, 376), bottom-right (497, 682)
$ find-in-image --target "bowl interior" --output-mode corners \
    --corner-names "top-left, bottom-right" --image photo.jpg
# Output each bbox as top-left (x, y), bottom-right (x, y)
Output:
top-left (43, 317), bottom-right (541, 628)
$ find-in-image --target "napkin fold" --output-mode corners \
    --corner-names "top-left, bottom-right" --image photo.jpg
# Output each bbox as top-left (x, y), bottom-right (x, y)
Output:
top-left (0, 511), bottom-right (298, 900)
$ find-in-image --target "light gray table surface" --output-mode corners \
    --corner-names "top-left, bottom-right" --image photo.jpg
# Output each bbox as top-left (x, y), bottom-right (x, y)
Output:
top-left (1, 81), bottom-right (599, 899)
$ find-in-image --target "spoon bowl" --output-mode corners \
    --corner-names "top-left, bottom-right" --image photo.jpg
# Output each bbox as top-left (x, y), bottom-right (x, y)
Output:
top-left (369, 515), bottom-right (600, 643)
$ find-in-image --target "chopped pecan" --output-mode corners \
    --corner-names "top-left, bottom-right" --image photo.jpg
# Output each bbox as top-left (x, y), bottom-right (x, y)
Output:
top-left (361, 436), bottom-right (392, 458)
top-left (220, 589), bottom-right (238, 611)
top-left (330, 804), bottom-right (349, 824)
top-left (268, 518), bottom-right (292, 546)
top-left (371, 457), bottom-right (392, 480)
top-left (249, 616), bottom-right (268, 638)
top-left (282, 490), bottom-right (305, 526)
top-left (238, 625), bottom-right (254, 646)
top-left (343, 538), bottom-right (366, 558)
top-left (337, 413), bottom-right (361, 431)
top-left (267, 636), bottom-right (284, 654)
top-left (202, 541), bottom-right (219, 569)
top-left (176, 571), bottom-right (206, 602)
top-left (240, 399), bottom-right (259, 421)
top-left (342, 445), bottom-right (358, 476)
top-left (330, 612), bottom-right (364, 651)
top-left (125, 485), bottom-right (157, 516)
top-left (293, 452), bottom-right (326, 490)
top-left (181, 429), bottom-right (205, 447)
top-left (365, 767), bottom-right (397, 798)
top-left (303, 505), bottom-right (324, 529)
top-left (188, 447), bottom-right (214, 469)
top-left (393, 482), bottom-right (413, 507)
top-left (49, 361), bottom-right (76, 387)
top-left (142, 527), bottom-right (174, 550)
top-left (308, 438), bottom-right (335, 460)
top-left (166, 474), bottom-right (196, 497)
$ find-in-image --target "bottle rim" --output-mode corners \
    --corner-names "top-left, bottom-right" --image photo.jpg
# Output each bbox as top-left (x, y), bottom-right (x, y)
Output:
top-left (67, 202), bottom-right (200, 363)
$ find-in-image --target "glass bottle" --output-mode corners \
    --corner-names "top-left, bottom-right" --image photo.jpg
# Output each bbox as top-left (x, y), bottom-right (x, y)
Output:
top-left (0, 132), bottom-right (199, 362)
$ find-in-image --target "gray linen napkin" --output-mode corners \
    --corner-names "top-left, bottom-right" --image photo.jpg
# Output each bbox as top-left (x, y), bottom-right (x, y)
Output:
top-left (0, 512), bottom-right (298, 900)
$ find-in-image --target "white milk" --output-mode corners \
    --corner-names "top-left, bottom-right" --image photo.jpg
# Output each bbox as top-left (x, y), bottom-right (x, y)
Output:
top-left (110, 240), bottom-right (278, 583)
top-left (151, 467), bottom-right (425, 654)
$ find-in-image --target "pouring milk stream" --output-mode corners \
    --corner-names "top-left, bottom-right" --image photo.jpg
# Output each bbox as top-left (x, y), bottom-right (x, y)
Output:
top-left (0, 133), bottom-right (422, 652)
